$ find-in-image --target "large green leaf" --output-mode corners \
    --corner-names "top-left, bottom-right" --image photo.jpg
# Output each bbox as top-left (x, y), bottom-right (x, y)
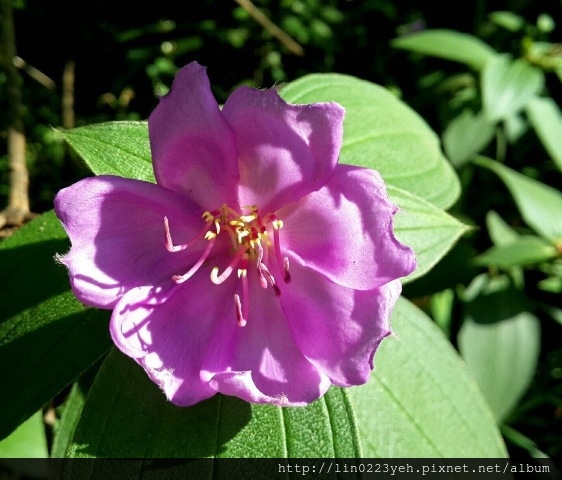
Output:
top-left (475, 156), bottom-right (562, 243)
top-left (388, 185), bottom-right (470, 283)
top-left (526, 96), bottom-right (562, 172)
top-left (482, 56), bottom-right (544, 121)
top-left (391, 29), bottom-right (497, 71)
top-left (459, 314), bottom-right (540, 423)
top-left (280, 73), bottom-right (460, 209)
top-left (61, 121), bottom-right (154, 182)
top-left (0, 211), bottom-right (112, 440)
top-left (61, 349), bottom-right (360, 467)
top-left (350, 297), bottom-right (507, 457)
top-left (458, 276), bottom-right (541, 423)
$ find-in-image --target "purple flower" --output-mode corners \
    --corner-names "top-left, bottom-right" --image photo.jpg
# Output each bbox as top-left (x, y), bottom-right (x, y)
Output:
top-left (55, 62), bottom-right (416, 407)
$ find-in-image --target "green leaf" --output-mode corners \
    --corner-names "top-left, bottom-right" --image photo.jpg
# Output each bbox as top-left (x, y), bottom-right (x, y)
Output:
top-left (0, 211), bottom-right (112, 440)
top-left (475, 156), bottom-right (562, 243)
top-left (526, 96), bottom-right (562, 172)
top-left (459, 300), bottom-right (540, 422)
top-left (475, 235), bottom-right (558, 268)
top-left (388, 185), bottom-right (470, 283)
top-left (51, 382), bottom-right (88, 458)
top-left (442, 109), bottom-right (495, 167)
top-left (60, 121), bottom-right (154, 182)
top-left (280, 73), bottom-right (460, 209)
top-left (486, 210), bottom-right (520, 247)
top-left (482, 56), bottom-right (544, 121)
top-left (63, 349), bottom-right (360, 462)
top-left (488, 11), bottom-right (525, 32)
top-left (391, 29), bottom-right (497, 71)
top-left (350, 297), bottom-right (507, 457)
top-left (0, 410), bottom-right (48, 458)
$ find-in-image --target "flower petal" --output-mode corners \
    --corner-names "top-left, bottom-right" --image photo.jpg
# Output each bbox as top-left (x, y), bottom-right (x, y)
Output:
top-left (221, 85), bottom-right (344, 212)
top-left (148, 62), bottom-right (240, 209)
top-left (281, 261), bottom-right (400, 386)
top-left (54, 175), bottom-right (208, 309)
top-left (109, 281), bottom-right (233, 406)
top-left (278, 165), bottom-right (416, 290)
top-left (203, 269), bottom-right (331, 406)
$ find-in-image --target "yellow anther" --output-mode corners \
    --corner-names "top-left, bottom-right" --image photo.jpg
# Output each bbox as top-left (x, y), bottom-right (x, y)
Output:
top-left (204, 231), bottom-right (217, 241)
top-left (237, 268), bottom-right (247, 278)
top-left (202, 211), bottom-right (214, 221)
top-left (272, 219), bottom-right (284, 229)
top-left (240, 214), bottom-right (257, 223)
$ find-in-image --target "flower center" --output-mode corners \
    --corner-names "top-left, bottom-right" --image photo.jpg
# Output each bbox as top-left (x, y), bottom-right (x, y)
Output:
top-left (163, 204), bottom-right (291, 326)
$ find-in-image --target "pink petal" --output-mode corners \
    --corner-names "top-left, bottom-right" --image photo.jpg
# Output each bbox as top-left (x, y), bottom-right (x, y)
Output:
top-left (54, 175), bottom-right (210, 309)
top-left (203, 269), bottom-right (331, 406)
top-left (221, 85), bottom-right (344, 212)
top-left (280, 260), bottom-right (401, 386)
top-left (278, 165), bottom-right (416, 291)
top-left (109, 277), bottom-right (235, 407)
top-left (148, 62), bottom-right (240, 209)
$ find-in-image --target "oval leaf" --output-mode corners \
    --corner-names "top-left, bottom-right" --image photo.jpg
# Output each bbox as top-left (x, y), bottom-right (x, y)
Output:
top-left (391, 29), bottom-right (497, 71)
top-left (0, 211), bottom-right (112, 440)
top-left (442, 109), bottom-right (495, 167)
top-left (486, 210), bottom-right (520, 247)
top-left (60, 121), bottom-right (154, 182)
top-left (475, 156), bottom-right (562, 242)
top-left (280, 73), bottom-right (460, 209)
top-left (350, 297), bottom-right (507, 457)
top-left (475, 235), bottom-right (557, 268)
top-left (482, 56), bottom-right (544, 121)
top-left (389, 185), bottom-right (470, 283)
top-left (459, 310), bottom-right (540, 422)
top-left (62, 349), bottom-right (360, 464)
top-left (526, 96), bottom-right (562, 172)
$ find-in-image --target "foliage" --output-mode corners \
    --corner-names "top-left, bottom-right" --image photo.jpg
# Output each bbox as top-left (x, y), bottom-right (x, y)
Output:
top-left (1, 0), bottom-right (561, 472)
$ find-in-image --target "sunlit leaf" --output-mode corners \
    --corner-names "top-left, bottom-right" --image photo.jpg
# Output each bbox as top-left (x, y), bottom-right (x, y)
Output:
top-left (459, 281), bottom-right (540, 422)
top-left (60, 122), bottom-right (154, 182)
top-left (475, 156), bottom-right (562, 243)
top-left (482, 56), bottom-right (544, 121)
top-left (475, 235), bottom-right (557, 268)
top-left (442, 109), bottom-right (495, 167)
top-left (281, 72), bottom-right (461, 209)
top-left (391, 29), bottom-right (496, 70)
top-left (526, 96), bottom-right (562, 172)
top-left (486, 210), bottom-right (520, 246)
top-left (388, 186), bottom-right (470, 283)
top-left (0, 410), bottom-right (48, 458)
top-left (350, 297), bottom-right (507, 457)
top-left (488, 11), bottom-right (525, 32)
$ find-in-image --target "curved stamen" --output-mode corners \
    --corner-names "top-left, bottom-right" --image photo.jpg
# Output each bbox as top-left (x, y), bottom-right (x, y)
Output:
top-left (172, 235), bottom-right (216, 284)
top-left (234, 294), bottom-right (247, 327)
top-left (234, 256), bottom-right (250, 327)
top-left (283, 256), bottom-right (291, 283)
top-left (210, 245), bottom-right (247, 284)
top-left (258, 262), bottom-right (281, 296)
top-left (164, 216), bottom-right (213, 253)
top-left (271, 219), bottom-right (290, 283)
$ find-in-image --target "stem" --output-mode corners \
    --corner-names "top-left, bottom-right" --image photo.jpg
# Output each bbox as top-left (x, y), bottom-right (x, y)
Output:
top-left (0, 0), bottom-right (31, 228)
top-left (234, 0), bottom-right (304, 56)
